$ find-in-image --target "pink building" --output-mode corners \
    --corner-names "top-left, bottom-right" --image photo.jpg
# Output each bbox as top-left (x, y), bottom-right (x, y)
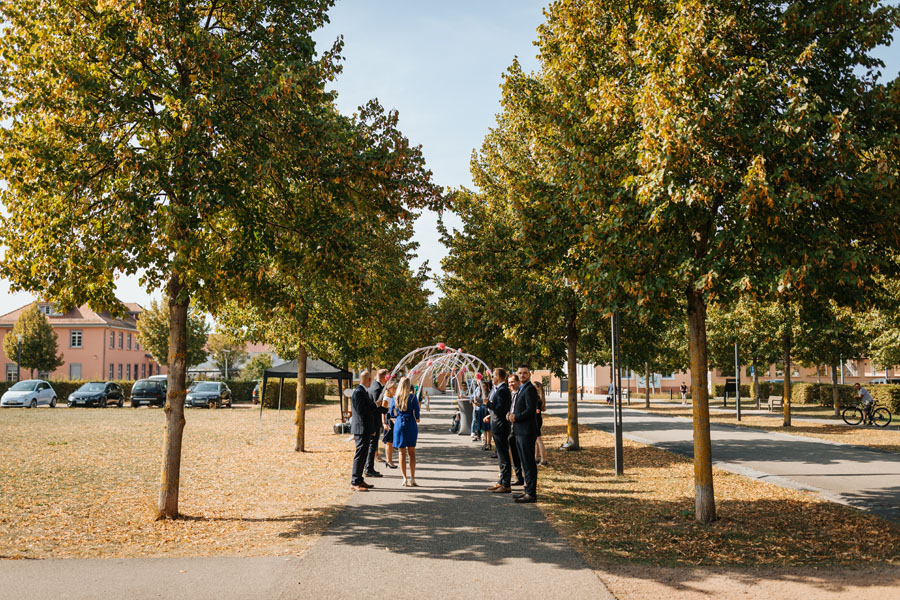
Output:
top-left (0, 301), bottom-right (165, 382)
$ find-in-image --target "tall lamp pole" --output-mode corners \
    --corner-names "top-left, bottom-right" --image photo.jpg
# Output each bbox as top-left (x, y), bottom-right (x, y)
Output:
top-left (611, 311), bottom-right (624, 476)
top-left (735, 342), bottom-right (741, 422)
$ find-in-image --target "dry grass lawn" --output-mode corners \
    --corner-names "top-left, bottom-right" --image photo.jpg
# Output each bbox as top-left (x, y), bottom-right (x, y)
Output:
top-left (538, 415), bottom-right (900, 568)
top-left (0, 403), bottom-right (353, 559)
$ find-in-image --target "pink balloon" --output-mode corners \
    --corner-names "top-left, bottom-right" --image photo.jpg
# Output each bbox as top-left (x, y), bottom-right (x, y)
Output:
top-left (427, 360), bottom-right (433, 366)
top-left (475, 373), bottom-right (483, 380)
top-left (437, 343), bottom-right (446, 350)
top-left (413, 369), bottom-right (419, 375)
top-left (386, 374), bottom-right (392, 381)
top-left (460, 366), bottom-right (467, 372)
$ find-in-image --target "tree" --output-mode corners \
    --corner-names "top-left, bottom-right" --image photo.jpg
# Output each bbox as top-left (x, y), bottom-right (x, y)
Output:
top-left (0, 0), bottom-right (382, 517)
top-left (206, 334), bottom-right (249, 379)
top-left (531, 0), bottom-right (900, 523)
top-left (136, 297), bottom-right (209, 369)
top-left (1, 305), bottom-right (63, 378)
top-left (240, 353), bottom-right (273, 382)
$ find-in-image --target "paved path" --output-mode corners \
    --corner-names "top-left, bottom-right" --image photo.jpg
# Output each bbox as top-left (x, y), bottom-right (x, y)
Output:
top-left (0, 396), bottom-right (612, 600)
top-left (546, 398), bottom-right (900, 523)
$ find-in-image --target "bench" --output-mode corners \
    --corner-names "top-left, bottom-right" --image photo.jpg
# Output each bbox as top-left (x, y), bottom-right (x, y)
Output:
top-left (768, 395), bottom-right (784, 411)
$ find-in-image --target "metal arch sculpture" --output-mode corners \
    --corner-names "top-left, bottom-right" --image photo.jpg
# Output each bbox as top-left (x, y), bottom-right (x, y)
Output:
top-left (389, 343), bottom-right (491, 398)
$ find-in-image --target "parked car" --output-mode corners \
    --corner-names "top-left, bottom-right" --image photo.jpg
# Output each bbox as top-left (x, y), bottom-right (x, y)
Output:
top-left (148, 374), bottom-right (167, 382)
top-left (67, 381), bottom-right (125, 408)
top-left (867, 378), bottom-right (900, 385)
top-left (130, 378), bottom-right (167, 408)
top-left (186, 381), bottom-right (232, 409)
top-left (252, 382), bottom-right (261, 404)
top-left (1, 380), bottom-right (58, 408)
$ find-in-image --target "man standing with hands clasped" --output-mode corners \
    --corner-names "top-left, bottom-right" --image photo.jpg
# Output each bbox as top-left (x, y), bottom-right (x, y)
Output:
top-left (350, 370), bottom-right (379, 492)
top-left (365, 369), bottom-right (390, 478)
top-left (508, 364), bottom-right (539, 503)
top-left (485, 368), bottom-right (513, 493)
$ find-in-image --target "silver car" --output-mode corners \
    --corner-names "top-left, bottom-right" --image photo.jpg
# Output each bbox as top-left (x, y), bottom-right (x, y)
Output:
top-left (1, 380), bottom-right (58, 408)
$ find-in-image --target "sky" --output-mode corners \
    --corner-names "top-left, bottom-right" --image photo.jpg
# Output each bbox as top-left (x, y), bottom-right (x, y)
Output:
top-left (1, 0), bottom-right (899, 316)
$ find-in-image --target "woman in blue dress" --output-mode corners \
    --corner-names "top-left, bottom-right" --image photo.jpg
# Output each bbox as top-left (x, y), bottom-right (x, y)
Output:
top-left (390, 377), bottom-right (421, 487)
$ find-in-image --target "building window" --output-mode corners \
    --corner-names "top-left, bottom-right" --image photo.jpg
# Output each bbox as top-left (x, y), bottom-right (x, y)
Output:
top-left (118, 333), bottom-right (123, 349)
top-left (156, 364), bottom-right (161, 375)
top-left (70, 330), bottom-right (83, 349)
top-left (38, 371), bottom-right (50, 379)
top-left (6, 364), bottom-right (17, 383)
top-left (109, 331), bottom-right (115, 348)
top-left (141, 364), bottom-right (146, 379)
top-left (127, 334), bottom-right (132, 350)
top-left (135, 341), bottom-right (140, 351)
top-left (38, 304), bottom-right (54, 316)
top-left (109, 363), bottom-right (115, 380)
top-left (134, 364), bottom-right (139, 380)
top-left (774, 361), bottom-right (785, 377)
top-left (69, 363), bottom-right (82, 380)
top-left (118, 364), bottom-right (123, 380)
top-left (126, 364), bottom-right (131, 379)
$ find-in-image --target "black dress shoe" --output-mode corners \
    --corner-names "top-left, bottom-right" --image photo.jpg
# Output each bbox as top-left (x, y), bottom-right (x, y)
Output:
top-left (364, 471), bottom-right (383, 478)
top-left (512, 479), bottom-right (525, 487)
top-left (514, 494), bottom-right (537, 503)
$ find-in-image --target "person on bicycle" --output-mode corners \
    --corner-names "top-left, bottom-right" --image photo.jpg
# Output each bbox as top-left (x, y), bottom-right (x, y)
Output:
top-left (855, 383), bottom-right (874, 420)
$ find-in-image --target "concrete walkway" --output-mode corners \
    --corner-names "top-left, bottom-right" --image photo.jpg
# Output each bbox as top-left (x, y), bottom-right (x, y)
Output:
top-left (0, 396), bottom-right (612, 600)
top-left (546, 398), bottom-right (900, 523)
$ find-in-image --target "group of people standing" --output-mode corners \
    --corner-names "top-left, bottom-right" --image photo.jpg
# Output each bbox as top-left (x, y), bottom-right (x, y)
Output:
top-left (348, 364), bottom-right (544, 504)
top-left (465, 364), bottom-right (543, 504)
top-left (349, 369), bottom-right (420, 491)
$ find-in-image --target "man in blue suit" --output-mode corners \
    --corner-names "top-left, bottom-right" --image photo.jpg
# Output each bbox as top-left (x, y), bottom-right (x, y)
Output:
top-left (350, 370), bottom-right (376, 492)
top-left (508, 364), bottom-right (539, 503)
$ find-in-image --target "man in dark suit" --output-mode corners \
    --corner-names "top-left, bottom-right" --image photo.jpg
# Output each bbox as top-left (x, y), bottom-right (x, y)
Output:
top-left (365, 369), bottom-right (389, 477)
top-left (350, 370), bottom-right (376, 492)
top-left (485, 368), bottom-right (513, 493)
top-left (507, 374), bottom-right (524, 486)
top-left (508, 364), bottom-right (539, 503)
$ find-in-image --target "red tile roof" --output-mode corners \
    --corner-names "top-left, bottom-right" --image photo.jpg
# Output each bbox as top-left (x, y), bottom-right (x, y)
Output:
top-left (0, 301), bottom-right (141, 330)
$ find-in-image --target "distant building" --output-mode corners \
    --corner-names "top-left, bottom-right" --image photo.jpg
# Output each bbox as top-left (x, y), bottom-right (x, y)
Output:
top-left (0, 301), bottom-right (165, 382)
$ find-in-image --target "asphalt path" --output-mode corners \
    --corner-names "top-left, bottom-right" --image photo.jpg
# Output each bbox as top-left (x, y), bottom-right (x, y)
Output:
top-left (0, 395), bottom-right (612, 600)
top-left (546, 398), bottom-right (900, 523)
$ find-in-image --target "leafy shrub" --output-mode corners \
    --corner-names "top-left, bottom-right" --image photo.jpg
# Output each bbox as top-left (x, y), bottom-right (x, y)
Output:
top-left (713, 384), bottom-right (751, 398)
top-left (816, 384), bottom-right (857, 408)
top-left (261, 380), bottom-right (327, 408)
top-left (224, 380), bottom-right (257, 404)
top-left (869, 385), bottom-right (900, 414)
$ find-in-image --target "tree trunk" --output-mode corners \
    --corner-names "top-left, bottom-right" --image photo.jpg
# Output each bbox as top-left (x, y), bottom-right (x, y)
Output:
top-left (783, 334), bottom-right (792, 427)
top-left (565, 303), bottom-right (580, 450)
top-left (753, 364), bottom-right (761, 410)
top-left (686, 288), bottom-right (716, 524)
top-left (157, 275), bottom-right (188, 519)
top-left (294, 342), bottom-right (308, 452)
top-left (645, 362), bottom-right (651, 408)
top-left (831, 364), bottom-right (840, 417)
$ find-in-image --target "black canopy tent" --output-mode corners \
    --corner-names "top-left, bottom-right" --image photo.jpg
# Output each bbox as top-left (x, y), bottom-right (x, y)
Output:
top-left (259, 358), bottom-right (354, 426)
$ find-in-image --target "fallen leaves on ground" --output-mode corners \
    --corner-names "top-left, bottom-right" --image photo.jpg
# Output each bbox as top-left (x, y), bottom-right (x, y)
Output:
top-left (0, 404), bottom-right (353, 559)
top-left (538, 416), bottom-right (900, 567)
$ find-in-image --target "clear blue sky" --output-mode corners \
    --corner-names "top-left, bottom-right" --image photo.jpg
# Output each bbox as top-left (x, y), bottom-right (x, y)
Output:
top-left (1, 0), bottom-right (898, 314)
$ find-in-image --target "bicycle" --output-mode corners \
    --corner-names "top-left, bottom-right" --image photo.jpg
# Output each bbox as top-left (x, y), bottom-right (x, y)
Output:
top-left (841, 401), bottom-right (892, 427)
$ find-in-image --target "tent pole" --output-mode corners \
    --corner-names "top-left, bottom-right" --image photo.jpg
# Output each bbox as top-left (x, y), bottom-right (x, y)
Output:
top-left (276, 376), bottom-right (284, 430)
top-left (258, 373), bottom-right (268, 440)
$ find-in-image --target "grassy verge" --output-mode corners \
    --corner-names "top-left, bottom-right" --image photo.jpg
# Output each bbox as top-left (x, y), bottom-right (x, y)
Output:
top-left (0, 404), bottom-right (352, 559)
top-left (608, 400), bottom-right (900, 454)
top-left (538, 415), bottom-right (900, 567)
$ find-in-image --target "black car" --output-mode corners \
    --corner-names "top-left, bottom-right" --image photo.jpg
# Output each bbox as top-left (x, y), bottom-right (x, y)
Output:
top-left (67, 382), bottom-right (125, 408)
top-left (186, 382), bottom-right (233, 408)
top-left (130, 378), bottom-right (167, 408)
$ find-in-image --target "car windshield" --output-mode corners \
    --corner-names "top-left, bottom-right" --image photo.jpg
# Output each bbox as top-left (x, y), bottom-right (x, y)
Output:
top-left (78, 383), bottom-right (106, 392)
top-left (9, 381), bottom-right (37, 391)
top-left (193, 383), bottom-right (219, 392)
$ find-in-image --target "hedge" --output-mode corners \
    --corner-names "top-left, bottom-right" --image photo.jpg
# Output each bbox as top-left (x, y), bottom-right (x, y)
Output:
top-left (261, 380), bottom-right (327, 408)
top-left (869, 385), bottom-right (900, 414)
top-left (713, 384), bottom-right (751, 398)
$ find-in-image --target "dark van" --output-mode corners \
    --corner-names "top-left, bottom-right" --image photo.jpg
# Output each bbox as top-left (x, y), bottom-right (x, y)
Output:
top-left (130, 378), bottom-right (167, 408)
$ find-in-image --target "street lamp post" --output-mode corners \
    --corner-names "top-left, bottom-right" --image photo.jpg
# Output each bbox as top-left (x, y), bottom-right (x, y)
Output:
top-left (735, 342), bottom-right (741, 422)
top-left (611, 311), bottom-right (624, 476)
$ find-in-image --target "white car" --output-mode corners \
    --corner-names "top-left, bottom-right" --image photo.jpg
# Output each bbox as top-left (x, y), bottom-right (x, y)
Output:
top-left (1, 380), bottom-right (58, 408)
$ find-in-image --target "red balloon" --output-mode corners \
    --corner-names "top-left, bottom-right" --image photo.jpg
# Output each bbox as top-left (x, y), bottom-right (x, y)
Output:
top-left (427, 360), bottom-right (433, 366)
top-left (475, 373), bottom-right (483, 380)
top-left (437, 343), bottom-right (446, 350)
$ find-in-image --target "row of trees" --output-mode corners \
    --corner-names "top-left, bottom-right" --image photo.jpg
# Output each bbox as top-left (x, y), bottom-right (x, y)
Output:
top-left (437, 0), bottom-right (900, 523)
top-left (0, 0), bottom-right (440, 518)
